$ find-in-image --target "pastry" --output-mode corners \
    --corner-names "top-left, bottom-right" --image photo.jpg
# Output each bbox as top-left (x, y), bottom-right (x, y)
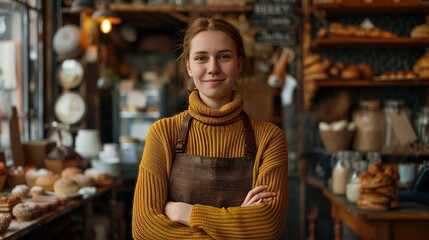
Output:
top-left (374, 185), bottom-right (396, 199)
top-left (71, 173), bottom-right (93, 188)
top-left (411, 24), bottom-right (429, 38)
top-left (419, 69), bottom-right (429, 78)
top-left (305, 58), bottom-right (331, 75)
top-left (61, 167), bottom-right (82, 179)
top-left (84, 168), bottom-right (110, 181)
top-left (11, 185), bottom-right (30, 199)
top-left (30, 186), bottom-right (45, 197)
top-left (357, 63), bottom-right (374, 79)
top-left (356, 198), bottom-right (390, 211)
top-left (35, 174), bottom-right (60, 192)
top-left (304, 54), bottom-right (321, 67)
top-left (0, 214), bottom-right (11, 233)
top-left (341, 65), bottom-right (361, 79)
top-left (12, 202), bottom-right (41, 221)
top-left (53, 178), bottom-right (79, 195)
top-left (360, 192), bottom-right (391, 204)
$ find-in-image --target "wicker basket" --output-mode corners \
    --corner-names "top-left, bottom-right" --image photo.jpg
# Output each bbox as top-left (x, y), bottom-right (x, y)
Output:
top-left (319, 130), bottom-right (354, 153)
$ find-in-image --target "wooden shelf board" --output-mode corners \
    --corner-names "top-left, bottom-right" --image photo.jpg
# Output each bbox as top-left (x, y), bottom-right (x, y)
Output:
top-left (312, 37), bottom-right (429, 48)
top-left (312, 2), bottom-right (429, 14)
top-left (108, 3), bottom-right (252, 13)
top-left (313, 78), bottom-right (429, 87)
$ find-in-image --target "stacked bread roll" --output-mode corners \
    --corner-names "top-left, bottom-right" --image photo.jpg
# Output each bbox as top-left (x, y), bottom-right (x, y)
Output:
top-left (413, 53), bottom-right (429, 78)
top-left (410, 24), bottom-right (429, 38)
top-left (303, 53), bottom-right (332, 110)
top-left (304, 54), bottom-right (331, 81)
top-left (357, 161), bottom-right (400, 211)
top-left (317, 22), bottom-right (397, 39)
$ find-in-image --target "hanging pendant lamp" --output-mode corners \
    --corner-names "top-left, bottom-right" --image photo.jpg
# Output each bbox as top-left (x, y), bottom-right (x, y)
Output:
top-left (91, 0), bottom-right (121, 34)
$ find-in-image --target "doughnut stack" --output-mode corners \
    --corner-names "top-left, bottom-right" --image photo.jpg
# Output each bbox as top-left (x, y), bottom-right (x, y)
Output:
top-left (357, 161), bottom-right (400, 211)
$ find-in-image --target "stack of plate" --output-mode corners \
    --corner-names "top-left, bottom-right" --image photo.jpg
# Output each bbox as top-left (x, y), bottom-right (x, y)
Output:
top-left (91, 157), bottom-right (120, 178)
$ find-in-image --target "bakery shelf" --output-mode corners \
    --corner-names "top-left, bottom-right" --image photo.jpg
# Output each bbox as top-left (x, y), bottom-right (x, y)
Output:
top-left (312, 37), bottom-right (429, 48)
top-left (313, 78), bottom-right (429, 87)
top-left (312, 2), bottom-right (429, 14)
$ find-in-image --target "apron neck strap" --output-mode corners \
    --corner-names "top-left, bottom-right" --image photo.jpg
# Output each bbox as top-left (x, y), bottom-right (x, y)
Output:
top-left (175, 111), bottom-right (256, 160)
top-left (241, 111), bottom-right (256, 159)
top-left (175, 113), bottom-right (193, 153)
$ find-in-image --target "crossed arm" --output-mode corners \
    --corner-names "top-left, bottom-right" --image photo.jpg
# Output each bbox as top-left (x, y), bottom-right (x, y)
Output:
top-left (165, 185), bottom-right (277, 226)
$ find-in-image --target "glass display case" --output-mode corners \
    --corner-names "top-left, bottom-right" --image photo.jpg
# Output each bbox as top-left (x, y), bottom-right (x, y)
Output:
top-left (117, 82), bottom-right (169, 179)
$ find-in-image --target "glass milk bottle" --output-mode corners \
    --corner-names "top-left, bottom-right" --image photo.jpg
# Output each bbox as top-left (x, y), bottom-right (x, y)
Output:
top-left (332, 151), bottom-right (351, 195)
top-left (346, 160), bottom-right (368, 202)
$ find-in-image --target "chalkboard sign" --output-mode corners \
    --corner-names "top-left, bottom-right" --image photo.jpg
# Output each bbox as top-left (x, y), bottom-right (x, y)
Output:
top-left (253, 3), bottom-right (296, 15)
top-left (254, 31), bottom-right (296, 46)
top-left (252, 0), bottom-right (299, 46)
top-left (252, 16), bottom-right (298, 30)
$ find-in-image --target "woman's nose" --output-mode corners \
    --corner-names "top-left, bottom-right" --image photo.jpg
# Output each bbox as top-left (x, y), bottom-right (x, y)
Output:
top-left (207, 59), bottom-right (220, 75)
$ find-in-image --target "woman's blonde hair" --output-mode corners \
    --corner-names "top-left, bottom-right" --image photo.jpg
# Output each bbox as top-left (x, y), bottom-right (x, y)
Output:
top-left (177, 17), bottom-right (251, 92)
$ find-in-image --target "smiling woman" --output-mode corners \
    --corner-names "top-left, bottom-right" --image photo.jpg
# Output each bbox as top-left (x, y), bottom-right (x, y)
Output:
top-left (132, 17), bottom-right (288, 240)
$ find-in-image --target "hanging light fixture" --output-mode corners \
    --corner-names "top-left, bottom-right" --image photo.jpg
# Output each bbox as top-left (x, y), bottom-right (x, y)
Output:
top-left (91, 0), bottom-right (121, 34)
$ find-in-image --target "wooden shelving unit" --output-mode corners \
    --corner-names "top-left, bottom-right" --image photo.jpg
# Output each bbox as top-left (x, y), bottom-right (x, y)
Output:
top-left (312, 37), bottom-right (429, 48)
top-left (312, 2), bottom-right (429, 14)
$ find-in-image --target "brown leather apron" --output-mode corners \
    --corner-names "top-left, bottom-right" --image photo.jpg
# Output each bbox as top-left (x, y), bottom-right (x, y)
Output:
top-left (168, 111), bottom-right (256, 208)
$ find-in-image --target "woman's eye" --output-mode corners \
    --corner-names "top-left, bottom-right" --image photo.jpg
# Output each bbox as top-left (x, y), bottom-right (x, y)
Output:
top-left (194, 56), bottom-right (207, 62)
top-left (219, 55), bottom-right (231, 61)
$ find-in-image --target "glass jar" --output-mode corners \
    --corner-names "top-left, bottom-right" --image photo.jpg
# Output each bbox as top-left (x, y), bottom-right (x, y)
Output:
top-left (346, 159), bottom-right (367, 203)
top-left (352, 100), bottom-right (384, 152)
top-left (415, 106), bottom-right (429, 144)
top-left (366, 151), bottom-right (381, 166)
top-left (383, 100), bottom-right (406, 150)
top-left (332, 151), bottom-right (351, 195)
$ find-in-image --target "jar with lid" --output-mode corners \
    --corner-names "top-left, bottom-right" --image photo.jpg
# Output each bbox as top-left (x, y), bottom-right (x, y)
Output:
top-left (346, 159), bottom-right (368, 202)
top-left (414, 106), bottom-right (429, 144)
top-left (383, 100), bottom-right (406, 150)
top-left (352, 100), bottom-right (385, 152)
top-left (332, 151), bottom-right (351, 195)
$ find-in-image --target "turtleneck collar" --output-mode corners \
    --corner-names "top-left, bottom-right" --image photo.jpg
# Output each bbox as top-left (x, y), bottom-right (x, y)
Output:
top-left (188, 90), bottom-right (244, 125)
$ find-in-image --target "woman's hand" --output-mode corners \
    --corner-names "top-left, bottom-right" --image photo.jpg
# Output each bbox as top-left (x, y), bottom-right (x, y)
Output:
top-left (241, 185), bottom-right (276, 207)
top-left (165, 201), bottom-right (193, 226)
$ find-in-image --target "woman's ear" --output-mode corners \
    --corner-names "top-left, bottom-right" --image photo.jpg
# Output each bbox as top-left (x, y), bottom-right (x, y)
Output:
top-left (238, 57), bottom-right (243, 73)
top-left (186, 60), bottom-right (192, 77)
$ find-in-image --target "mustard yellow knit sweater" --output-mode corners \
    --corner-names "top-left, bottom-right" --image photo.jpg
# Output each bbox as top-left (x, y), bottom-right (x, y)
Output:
top-left (132, 90), bottom-right (288, 240)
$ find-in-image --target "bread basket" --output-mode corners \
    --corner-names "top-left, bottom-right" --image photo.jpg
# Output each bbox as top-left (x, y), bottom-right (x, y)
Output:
top-left (319, 130), bottom-right (354, 153)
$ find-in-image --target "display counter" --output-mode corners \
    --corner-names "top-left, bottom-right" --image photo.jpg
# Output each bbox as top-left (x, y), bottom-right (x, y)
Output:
top-left (323, 188), bottom-right (429, 240)
top-left (0, 184), bottom-right (116, 240)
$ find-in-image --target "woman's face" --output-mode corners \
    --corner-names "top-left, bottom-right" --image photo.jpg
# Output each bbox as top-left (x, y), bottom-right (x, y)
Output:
top-left (186, 30), bottom-right (242, 109)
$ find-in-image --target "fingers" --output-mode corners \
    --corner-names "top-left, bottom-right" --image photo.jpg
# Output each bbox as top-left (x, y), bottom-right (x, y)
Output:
top-left (242, 185), bottom-right (268, 204)
top-left (241, 185), bottom-right (277, 207)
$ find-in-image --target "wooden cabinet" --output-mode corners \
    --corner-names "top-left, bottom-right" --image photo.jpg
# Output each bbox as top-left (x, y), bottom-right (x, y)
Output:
top-left (300, 1), bottom-right (429, 239)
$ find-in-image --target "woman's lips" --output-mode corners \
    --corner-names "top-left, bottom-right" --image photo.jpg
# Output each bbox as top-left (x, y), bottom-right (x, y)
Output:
top-left (203, 79), bottom-right (224, 84)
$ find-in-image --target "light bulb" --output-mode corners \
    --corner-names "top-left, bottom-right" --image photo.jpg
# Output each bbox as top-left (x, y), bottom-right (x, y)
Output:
top-left (100, 19), bottom-right (112, 34)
